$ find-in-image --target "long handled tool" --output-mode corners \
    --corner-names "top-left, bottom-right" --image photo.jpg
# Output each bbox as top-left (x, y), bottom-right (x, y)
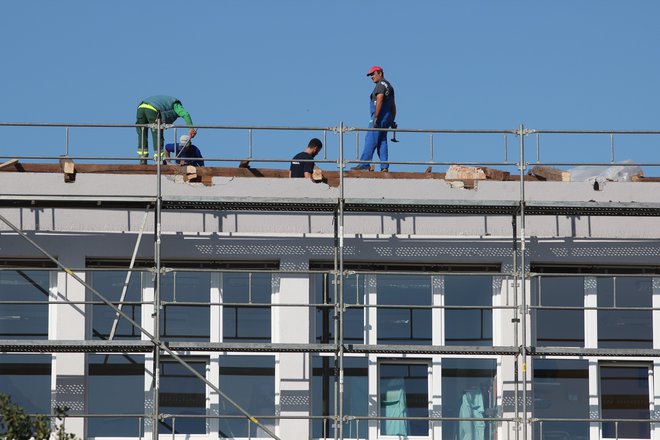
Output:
top-left (391, 121), bottom-right (399, 143)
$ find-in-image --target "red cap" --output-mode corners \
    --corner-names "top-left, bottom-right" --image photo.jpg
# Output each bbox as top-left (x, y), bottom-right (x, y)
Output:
top-left (366, 65), bottom-right (383, 76)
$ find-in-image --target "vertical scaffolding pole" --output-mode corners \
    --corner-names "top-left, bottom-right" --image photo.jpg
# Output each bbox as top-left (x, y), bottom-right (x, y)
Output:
top-left (152, 118), bottom-right (163, 440)
top-left (337, 121), bottom-right (346, 440)
top-left (518, 123), bottom-right (528, 440)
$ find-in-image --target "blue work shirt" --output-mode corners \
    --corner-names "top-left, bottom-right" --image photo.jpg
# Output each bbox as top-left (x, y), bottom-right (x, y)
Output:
top-left (164, 143), bottom-right (205, 166)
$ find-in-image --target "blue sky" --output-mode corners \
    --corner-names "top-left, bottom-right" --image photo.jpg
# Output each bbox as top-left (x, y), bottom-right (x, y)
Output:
top-left (3, 1), bottom-right (660, 172)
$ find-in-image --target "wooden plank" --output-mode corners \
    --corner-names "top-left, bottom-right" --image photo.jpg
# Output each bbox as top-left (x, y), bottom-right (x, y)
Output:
top-left (529, 166), bottom-right (570, 181)
top-left (478, 166), bottom-right (510, 181)
top-left (0, 159), bottom-right (18, 170)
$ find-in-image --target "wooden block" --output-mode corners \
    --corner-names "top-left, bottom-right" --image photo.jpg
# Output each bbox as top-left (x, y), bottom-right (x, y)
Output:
top-left (239, 160), bottom-right (251, 168)
top-left (424, 166), bottom-right (433, 174)
top-left (59, 158), bottom-right (76, 183)
top-left (478, 166), bottom-right (510, 181)
top-left (201, 175), bottom-right (213, 186)
top-left (312, 167), bottom-right (323, 182)
top-left (445, 165), bottom-right (486, 180)
top-left (0, 159), bottom-right (18, 170)
top-left (529, 166), bottom-right (570, 181)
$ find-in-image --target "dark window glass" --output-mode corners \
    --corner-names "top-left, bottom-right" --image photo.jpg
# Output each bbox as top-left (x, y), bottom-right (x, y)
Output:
top-left (533, 276), bottom-right (584, 347)
top-left (601, 365), bottom-right (650, 439)
top-left (445, 275), bottom-right (493, 346)
top-left (161, 271), bottom-right (210, 341)
top-left (378, 275), bottom-right (432, 345)
top-left (598, 277), bottom-right (652, 349)
top-left (0, 354), bottom-right (51, 414)
top-left (312, 356), bottom-right (368, 439)
top-left (218, 356), bottom-right (275, 438)
top-left (314, 273), bottom-right (365, 344)
top-left (380, 363), bottom-right (428, 436)
top-left (533, 359), bottom-right (589, 440)
top-left (159, 359), bottom-right (207, 434)
top-left (88, 354), bottom-right (144, 437)
top-left (0, 271), bottom-right (49, 339)
top-left (223, 273), bottom-right (271, 342)
top-left (88, 271), bottom-right (142, 340)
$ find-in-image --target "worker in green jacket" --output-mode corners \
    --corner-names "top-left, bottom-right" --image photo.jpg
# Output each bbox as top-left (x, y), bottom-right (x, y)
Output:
top-left (136, 95), bottom-right (196, 164)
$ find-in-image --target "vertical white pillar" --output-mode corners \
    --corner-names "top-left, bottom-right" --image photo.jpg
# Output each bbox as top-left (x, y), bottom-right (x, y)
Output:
top-left (209, 272), bottom-right (221, 435)
top-left (276, 256), bottom-right (310, 438)
top-left (432, 276), bottom-right (443, 439)
top-left (142, 272), bottom-right (155, 438)
top-left (51, 253), bottom-right (86, 438)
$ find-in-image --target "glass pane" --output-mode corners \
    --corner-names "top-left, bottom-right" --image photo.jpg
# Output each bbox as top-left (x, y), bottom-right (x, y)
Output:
top-left (88, 354), bottom-right (144, 437)
top-left (445, 275), bottom-right (493, 346)
top-left (159, 360), bottom-right (207, 434)
top-left (312, 356), bottom-right (368, 439)
top-left (598, 277), bottom-right (652, 348)
top-left (378, 275), bottom-right (432, 345)
top-left (88, 270), bottom-right (141, 340)
top-left (601, 366), bottom-right (650, 439)
top-left (534, 276), bottom-right (584, 347)
top-left (533, 359), bottom-right (589, 440)
top-left (0, 354), bottom-right (51, 414)
top-left (218, 356), bottom-right (275, 438)
top-left (160, 271), bottom-right (210, 341)
top-left (380, 363), bottom-right (428, 436)
top-left (0, 271), bottom-right (49, 339)
top-left (442, 358), bottom-right (498, 440)
top-left (223, 273), bottom-right (271, 342)
top-left (314, 273), bottom-right (364, 344)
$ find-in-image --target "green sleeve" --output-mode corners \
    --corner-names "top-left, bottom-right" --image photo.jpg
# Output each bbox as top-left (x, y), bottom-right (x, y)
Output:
top-left (173, 102), bottom-right (193, 126)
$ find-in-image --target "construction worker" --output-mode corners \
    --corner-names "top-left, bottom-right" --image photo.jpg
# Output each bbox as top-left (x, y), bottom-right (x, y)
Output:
top-left (165, 135), bottom-right (205, 167)
top-left (352, 66), bottom-right (396, 172)
top-left (135, 95), bottom-right (196, 164)
top-left (289, 138), bottom-right (323, 178)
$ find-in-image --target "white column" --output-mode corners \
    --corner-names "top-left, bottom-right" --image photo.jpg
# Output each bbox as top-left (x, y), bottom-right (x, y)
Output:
top-left (276, 256), bottom-right (310, 438)
top-left (432, 276), bottom-right (443, 439)
top-left (51, 253), bottom-right (86, 438)
top-left (584, 277), bottom-right (598, 349)
top-left (652, 277), bottom-right (660, 440)
top-left (209, 272), bottom-right (221, 435)
top-left (142, 273), bottom-right (155, 438)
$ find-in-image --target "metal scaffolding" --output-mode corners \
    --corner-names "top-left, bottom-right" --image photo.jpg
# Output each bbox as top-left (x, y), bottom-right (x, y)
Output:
top-left (1, 121), bottom-right (660, 439)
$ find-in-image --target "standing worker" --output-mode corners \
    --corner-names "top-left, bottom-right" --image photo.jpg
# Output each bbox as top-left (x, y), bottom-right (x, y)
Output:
top-left (352, 66), bottom-right (396, 172)
top-left (289, 138), bottom-right (323, 178)
top-left (135, 95), bottom-right (196, 164)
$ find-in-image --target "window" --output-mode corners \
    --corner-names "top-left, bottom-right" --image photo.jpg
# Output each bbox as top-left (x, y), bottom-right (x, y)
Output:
top-left (161, 271), bottom-right (211, 341)
top-left (379, 362), bottom-right (429, 437)
top-left (445, 275), bottom-right (493, 346)
top-left (533, 359), bottom-right (589, 440)
top-left (314, 272), bottom-right (365, 344)
top-left (87, 354), bottom-right (144, 437)
top-left (159, 358), bottom-right (207, 434)
top-left (378, 275), bottom-right (432, 345)
top-left (223, 273), bottom-right (271, 342)
top-left (442, 358), bottom-right (497, 440)
top-left (0, 270), bottom-right (50, 339)
top-left (533, 276), bottom-right (584, 347)
top-left (598, 277), bottom-right (652, 349)
top-left (218, 355), bottom-right (275, 438)
top-left (600, 365), bottom-right (650, 439)
top-left (0, 354), bottom-right (51, 414)
top-left (312, 356), bottom-right (368, 439)
top-left (88, 270), bottom-right (142, 340)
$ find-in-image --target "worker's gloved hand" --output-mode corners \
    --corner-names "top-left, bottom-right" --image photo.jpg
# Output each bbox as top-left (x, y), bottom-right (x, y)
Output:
top-left (189, 128), bottom-right (197, 138)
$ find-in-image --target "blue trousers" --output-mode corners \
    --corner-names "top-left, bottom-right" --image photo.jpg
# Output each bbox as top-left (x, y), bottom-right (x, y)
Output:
top-left (359, 113), bottom-right (393, 170)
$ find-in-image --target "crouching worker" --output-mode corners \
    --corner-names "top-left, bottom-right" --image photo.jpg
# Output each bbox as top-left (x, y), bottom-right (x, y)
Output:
top-left (165, 135), bottom-right (205, 166)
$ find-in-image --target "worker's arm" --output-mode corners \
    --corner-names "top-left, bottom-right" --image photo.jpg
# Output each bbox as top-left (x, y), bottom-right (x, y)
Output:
top-left (304, 171), bottom-right (313, 179)
top-left (374, 94), bottom-right (384, 126)
top-left (173, 102), bottom-right (196, 137)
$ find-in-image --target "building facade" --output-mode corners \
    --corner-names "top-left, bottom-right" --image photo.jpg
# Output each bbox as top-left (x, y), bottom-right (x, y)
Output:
top-left (1, 163), bottom-right (660, 440)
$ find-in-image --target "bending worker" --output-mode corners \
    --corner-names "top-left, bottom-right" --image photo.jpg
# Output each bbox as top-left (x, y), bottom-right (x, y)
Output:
top-left (136, 95), bottom-right (196, 164)
top-left (352, 66), bottom-right (396, 172)
top-left (165, 135), bottom-right (204, 167)
top-left (290, 138), bottom-right (323, 178)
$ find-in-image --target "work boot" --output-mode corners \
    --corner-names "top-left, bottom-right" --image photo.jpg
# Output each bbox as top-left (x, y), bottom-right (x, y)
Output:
top-left (351, 165), bottom-right (369, 171)
top-left (139, 159), bottom-right (147, 165)
top-left (381, 168), bottom-right (389, 172)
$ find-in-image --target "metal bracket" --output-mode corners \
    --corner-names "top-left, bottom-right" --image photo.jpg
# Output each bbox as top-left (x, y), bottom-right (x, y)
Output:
top-left (512, 128), bottom-right (535, 136)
